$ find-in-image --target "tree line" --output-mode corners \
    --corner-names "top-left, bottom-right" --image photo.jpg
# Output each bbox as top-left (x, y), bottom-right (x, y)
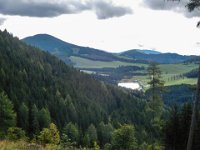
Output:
top-left (0, 30), bottom-right (164, 149)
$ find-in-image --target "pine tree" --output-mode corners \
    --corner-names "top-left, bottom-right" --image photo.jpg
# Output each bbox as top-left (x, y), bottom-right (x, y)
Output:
top-left (112, 124), bottom-right (137, 150)
top-left (147, 62), bottom-right (164, 120)
top-left (179, 103), bottom-right (192, 149)
top-left (18, 103), bottom-right (29, 132)
top-left (164, 105), bottom-right (181, 150)
top-left (32, 104), bottom-right (39, 134)
top-left (0, 92), bottom-right (16, 138)
top-left (38, 108), bottom-right (51, 130)
top-left (63, 122), bottom-right (79, 145)
top-left (164, 103), bottom-right (198, 150)
top-left (97, 122), bottom-right (113, 146)
top-left (87, 124), bottom-right (98, 147)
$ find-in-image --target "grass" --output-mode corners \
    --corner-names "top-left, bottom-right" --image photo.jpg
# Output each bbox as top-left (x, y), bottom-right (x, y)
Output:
top-left (70, 56), bottom-right (147, 68)
top-left (80, 70), bottom-right (96, 74)
top-left (0, 140), bottom-right (63, 150)
top-left (160, 63), bottom-right (198, 85)
top-left (165, 78), bottom-right (197, 86)
top-left (159, 63), bottom-right (198, 86)
top-left (70, 56), bottom-right (199, 87)
top-left (0, 140), bottom-right (28, 150)
top-left (159, 63), bottom-right (198, 75)
top-left (129, 63), bottom-right (199, 87)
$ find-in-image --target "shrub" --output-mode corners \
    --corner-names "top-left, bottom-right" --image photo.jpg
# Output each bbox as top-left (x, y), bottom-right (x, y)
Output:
top-left (7, 127), bottom-right (26, 141)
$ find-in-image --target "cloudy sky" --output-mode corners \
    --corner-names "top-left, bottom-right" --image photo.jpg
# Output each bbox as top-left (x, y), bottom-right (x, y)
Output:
top-left (0, 0), bottom-right (200, 55)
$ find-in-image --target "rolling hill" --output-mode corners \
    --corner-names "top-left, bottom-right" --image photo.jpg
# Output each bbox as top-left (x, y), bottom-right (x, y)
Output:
top-left (120, 50), bottom-right (194, 64)
top-left (22, 34), bottom-right (199, 87)
top-left (22, 34), bottom-right (122, 64)
top-left (1, 29), bottom-right (199, 149)
top-left (22, 34), bottom-right (195, 66)
top-left (0, 29), bottom-right (157, 145)
top-left (135, 49), bottom-right (161, 54)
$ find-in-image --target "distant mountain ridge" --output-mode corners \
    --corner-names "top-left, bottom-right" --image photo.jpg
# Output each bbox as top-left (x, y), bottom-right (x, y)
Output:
top-left (135, 49), bottom-right (161, 54)
top-left (23, 34), bottom-right (195, 64)
top-left (120, 50), bottom-right (194, 64)
top-left (22, 34), bottom-right (121, 64)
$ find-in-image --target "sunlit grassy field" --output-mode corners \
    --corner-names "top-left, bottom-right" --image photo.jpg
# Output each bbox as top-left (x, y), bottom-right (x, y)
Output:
top-left (132, 63), bottom-right (198, 87)
top-left (0, 140), bottom-right (62, 150)
top-left (0, 140), bottom-right (28, 150)
top-left (70, 56), bottom-right (198, 87)
top-left (70, 56), bottom-right (147, 68)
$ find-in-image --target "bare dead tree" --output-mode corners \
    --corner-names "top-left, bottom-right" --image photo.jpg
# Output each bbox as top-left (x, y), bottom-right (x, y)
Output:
top-left (187, 66), bottom-right (200, 150)
top-left (166, 0), bottom-right (200, 149)
top-left (185, 1), bottom-right (200, 149)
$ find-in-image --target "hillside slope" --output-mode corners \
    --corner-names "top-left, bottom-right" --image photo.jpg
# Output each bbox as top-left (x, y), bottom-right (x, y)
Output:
top-left (135, 49), bottom-right (161, 54)
top-left (0, 30), bottom-right (152, 138)
top-left (23, 34), bottom-right (195, 65)
top-left (120, 50), bottom-right (194, 64)
top-left (23, 34), bottom-right (121, 63)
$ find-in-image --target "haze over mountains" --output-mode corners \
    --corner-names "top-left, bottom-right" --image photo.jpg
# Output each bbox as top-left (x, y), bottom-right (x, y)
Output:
top-left (22, 34), bottom-right (196, 65)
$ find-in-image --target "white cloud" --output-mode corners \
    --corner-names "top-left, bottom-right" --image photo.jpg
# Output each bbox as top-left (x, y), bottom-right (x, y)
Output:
top-left (142, 0), bottom-right (200, 18)
top-left (0, 0), bottom-right (132, 19)
top-left (1, 0), bottom-right (200, 55)
top-left (0, 17), bottom-right (6, 25)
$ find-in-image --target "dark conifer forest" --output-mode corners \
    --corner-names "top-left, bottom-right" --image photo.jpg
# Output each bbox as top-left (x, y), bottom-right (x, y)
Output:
top-left (0, 30), bottom-right (163, 149)
top-left (0, 29), bottom-right (200, 149)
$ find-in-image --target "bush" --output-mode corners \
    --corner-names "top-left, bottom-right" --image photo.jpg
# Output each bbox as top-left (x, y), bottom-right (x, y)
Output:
top-left (7, 127), bottom-right (26, 141)
top-left (111, 124), bottom-right (137, 150)
top-left (38, 123), bottom-right (60, 145)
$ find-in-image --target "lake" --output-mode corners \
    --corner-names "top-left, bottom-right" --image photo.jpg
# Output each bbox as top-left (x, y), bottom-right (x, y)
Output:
top-left (118, 82), bottom-right (141, 90)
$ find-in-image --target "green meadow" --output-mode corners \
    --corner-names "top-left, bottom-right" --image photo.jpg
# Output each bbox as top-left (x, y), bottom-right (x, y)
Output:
top-left (132, 63), bottom-right (198, 87)
top-left (70, 56), bottom-right (198, 87)
top-left (70, 56), bottom-right (147, 68)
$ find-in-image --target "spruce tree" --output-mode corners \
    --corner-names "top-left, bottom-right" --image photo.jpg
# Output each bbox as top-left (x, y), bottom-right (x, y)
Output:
top-left (32, 104), bottom-right (39, 134)
top-left (18, 103), bottom-right (29, 132)
top-left (147, 62), bottom-right (164, 125)
top-left (164, 105), bottom-right (181, 150)
top-left (38, 108), bottom-right (51, 130)
top-left (112, 124), bottom-right (137, 150)
top-left (87, 124), bottom-right (98, 147)
top-left (63, 122), bottom-right (79, 145)
top-left (0, 92), bottom-right (16, 138)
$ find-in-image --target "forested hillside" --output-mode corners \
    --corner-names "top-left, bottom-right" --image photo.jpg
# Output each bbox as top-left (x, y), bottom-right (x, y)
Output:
top-left (23, 34), bottom-right (195, 65)
top-left (0, 30), bottom-right (163, 149)
top-left (22, 34), bottom-right (122, 63)
top-left (1, 29), bottom-right (200, 150)
top-left (120, 50), bottom-right (194, 64)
